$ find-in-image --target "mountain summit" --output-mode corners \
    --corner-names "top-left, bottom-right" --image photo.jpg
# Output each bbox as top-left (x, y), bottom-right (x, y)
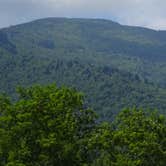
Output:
top-left (0, 18), bottom-right (166, 118)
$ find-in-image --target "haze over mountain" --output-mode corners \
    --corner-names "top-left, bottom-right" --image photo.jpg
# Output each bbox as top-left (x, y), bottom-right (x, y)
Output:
top-left (0, 18), bottom-right (166, 119)
top-left (1, 0), bottom-right (166, 30)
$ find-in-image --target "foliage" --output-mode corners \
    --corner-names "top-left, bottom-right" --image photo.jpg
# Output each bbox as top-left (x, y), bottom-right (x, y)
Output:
top-left (112, 109), bottom-right (166, 165)
top-left (0, 84), bottom-right (96, 165)
top-left (0, 84), bottom-right (166, 165)
top-left (0, 18), bottom-right (166, 119)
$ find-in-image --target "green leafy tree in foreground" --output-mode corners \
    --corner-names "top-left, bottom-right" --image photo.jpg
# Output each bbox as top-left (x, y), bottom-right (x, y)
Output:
top-left (112, 109), bottom-right (166, 166)
top-left (0, 84), bottom-right (166, 166)
top-left (0, 84), bottom-right (97, 166)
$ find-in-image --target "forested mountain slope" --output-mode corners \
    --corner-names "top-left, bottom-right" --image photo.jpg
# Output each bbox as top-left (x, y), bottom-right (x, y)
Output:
top-left (0, 18), bottom-right (166, 118)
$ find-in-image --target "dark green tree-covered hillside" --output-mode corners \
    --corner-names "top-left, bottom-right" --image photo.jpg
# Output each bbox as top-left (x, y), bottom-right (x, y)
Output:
top-left (1, 18), bottom-right (166, 86)
top-left (0, 18), bottom-right (166, 118)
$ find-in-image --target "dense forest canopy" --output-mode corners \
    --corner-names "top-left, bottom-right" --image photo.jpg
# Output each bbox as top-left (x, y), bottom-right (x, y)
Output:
top-left (0, 18), bottom-right (166, 119)
top-left (0, 84), bottom-right (166, 166)
top-left (0, 18), bottom-right (166, 165)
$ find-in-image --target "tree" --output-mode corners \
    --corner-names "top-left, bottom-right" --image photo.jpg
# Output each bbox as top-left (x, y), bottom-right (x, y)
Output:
top-left (0, 84), bottom-right (96, 166)
top-left (112, 108), bottom-right (166, 166)
top-left (1, 84), bottom-right (166, 166)
top-left (77, 122), bottom-right (114, 166)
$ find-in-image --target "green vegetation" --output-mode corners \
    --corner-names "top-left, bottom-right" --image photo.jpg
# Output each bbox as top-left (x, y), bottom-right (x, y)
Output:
top-left (0, 18), bottom-right (166, 118)
top-left (0, 84), bottom-right (166, 166)
top-left (0, 18), bottom-right (165, 165)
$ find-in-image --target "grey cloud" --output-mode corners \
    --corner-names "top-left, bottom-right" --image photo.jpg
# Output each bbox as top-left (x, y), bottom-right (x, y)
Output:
top-left (0, 0), bottom-right (166, 29)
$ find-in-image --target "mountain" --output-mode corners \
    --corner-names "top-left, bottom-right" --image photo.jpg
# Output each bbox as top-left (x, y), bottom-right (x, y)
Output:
top-left (0, 17), bottom-right (166, 119)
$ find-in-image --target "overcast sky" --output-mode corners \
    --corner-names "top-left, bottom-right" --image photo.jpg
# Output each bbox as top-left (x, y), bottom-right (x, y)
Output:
top-left (0, 0), bottom-right (166, 30)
